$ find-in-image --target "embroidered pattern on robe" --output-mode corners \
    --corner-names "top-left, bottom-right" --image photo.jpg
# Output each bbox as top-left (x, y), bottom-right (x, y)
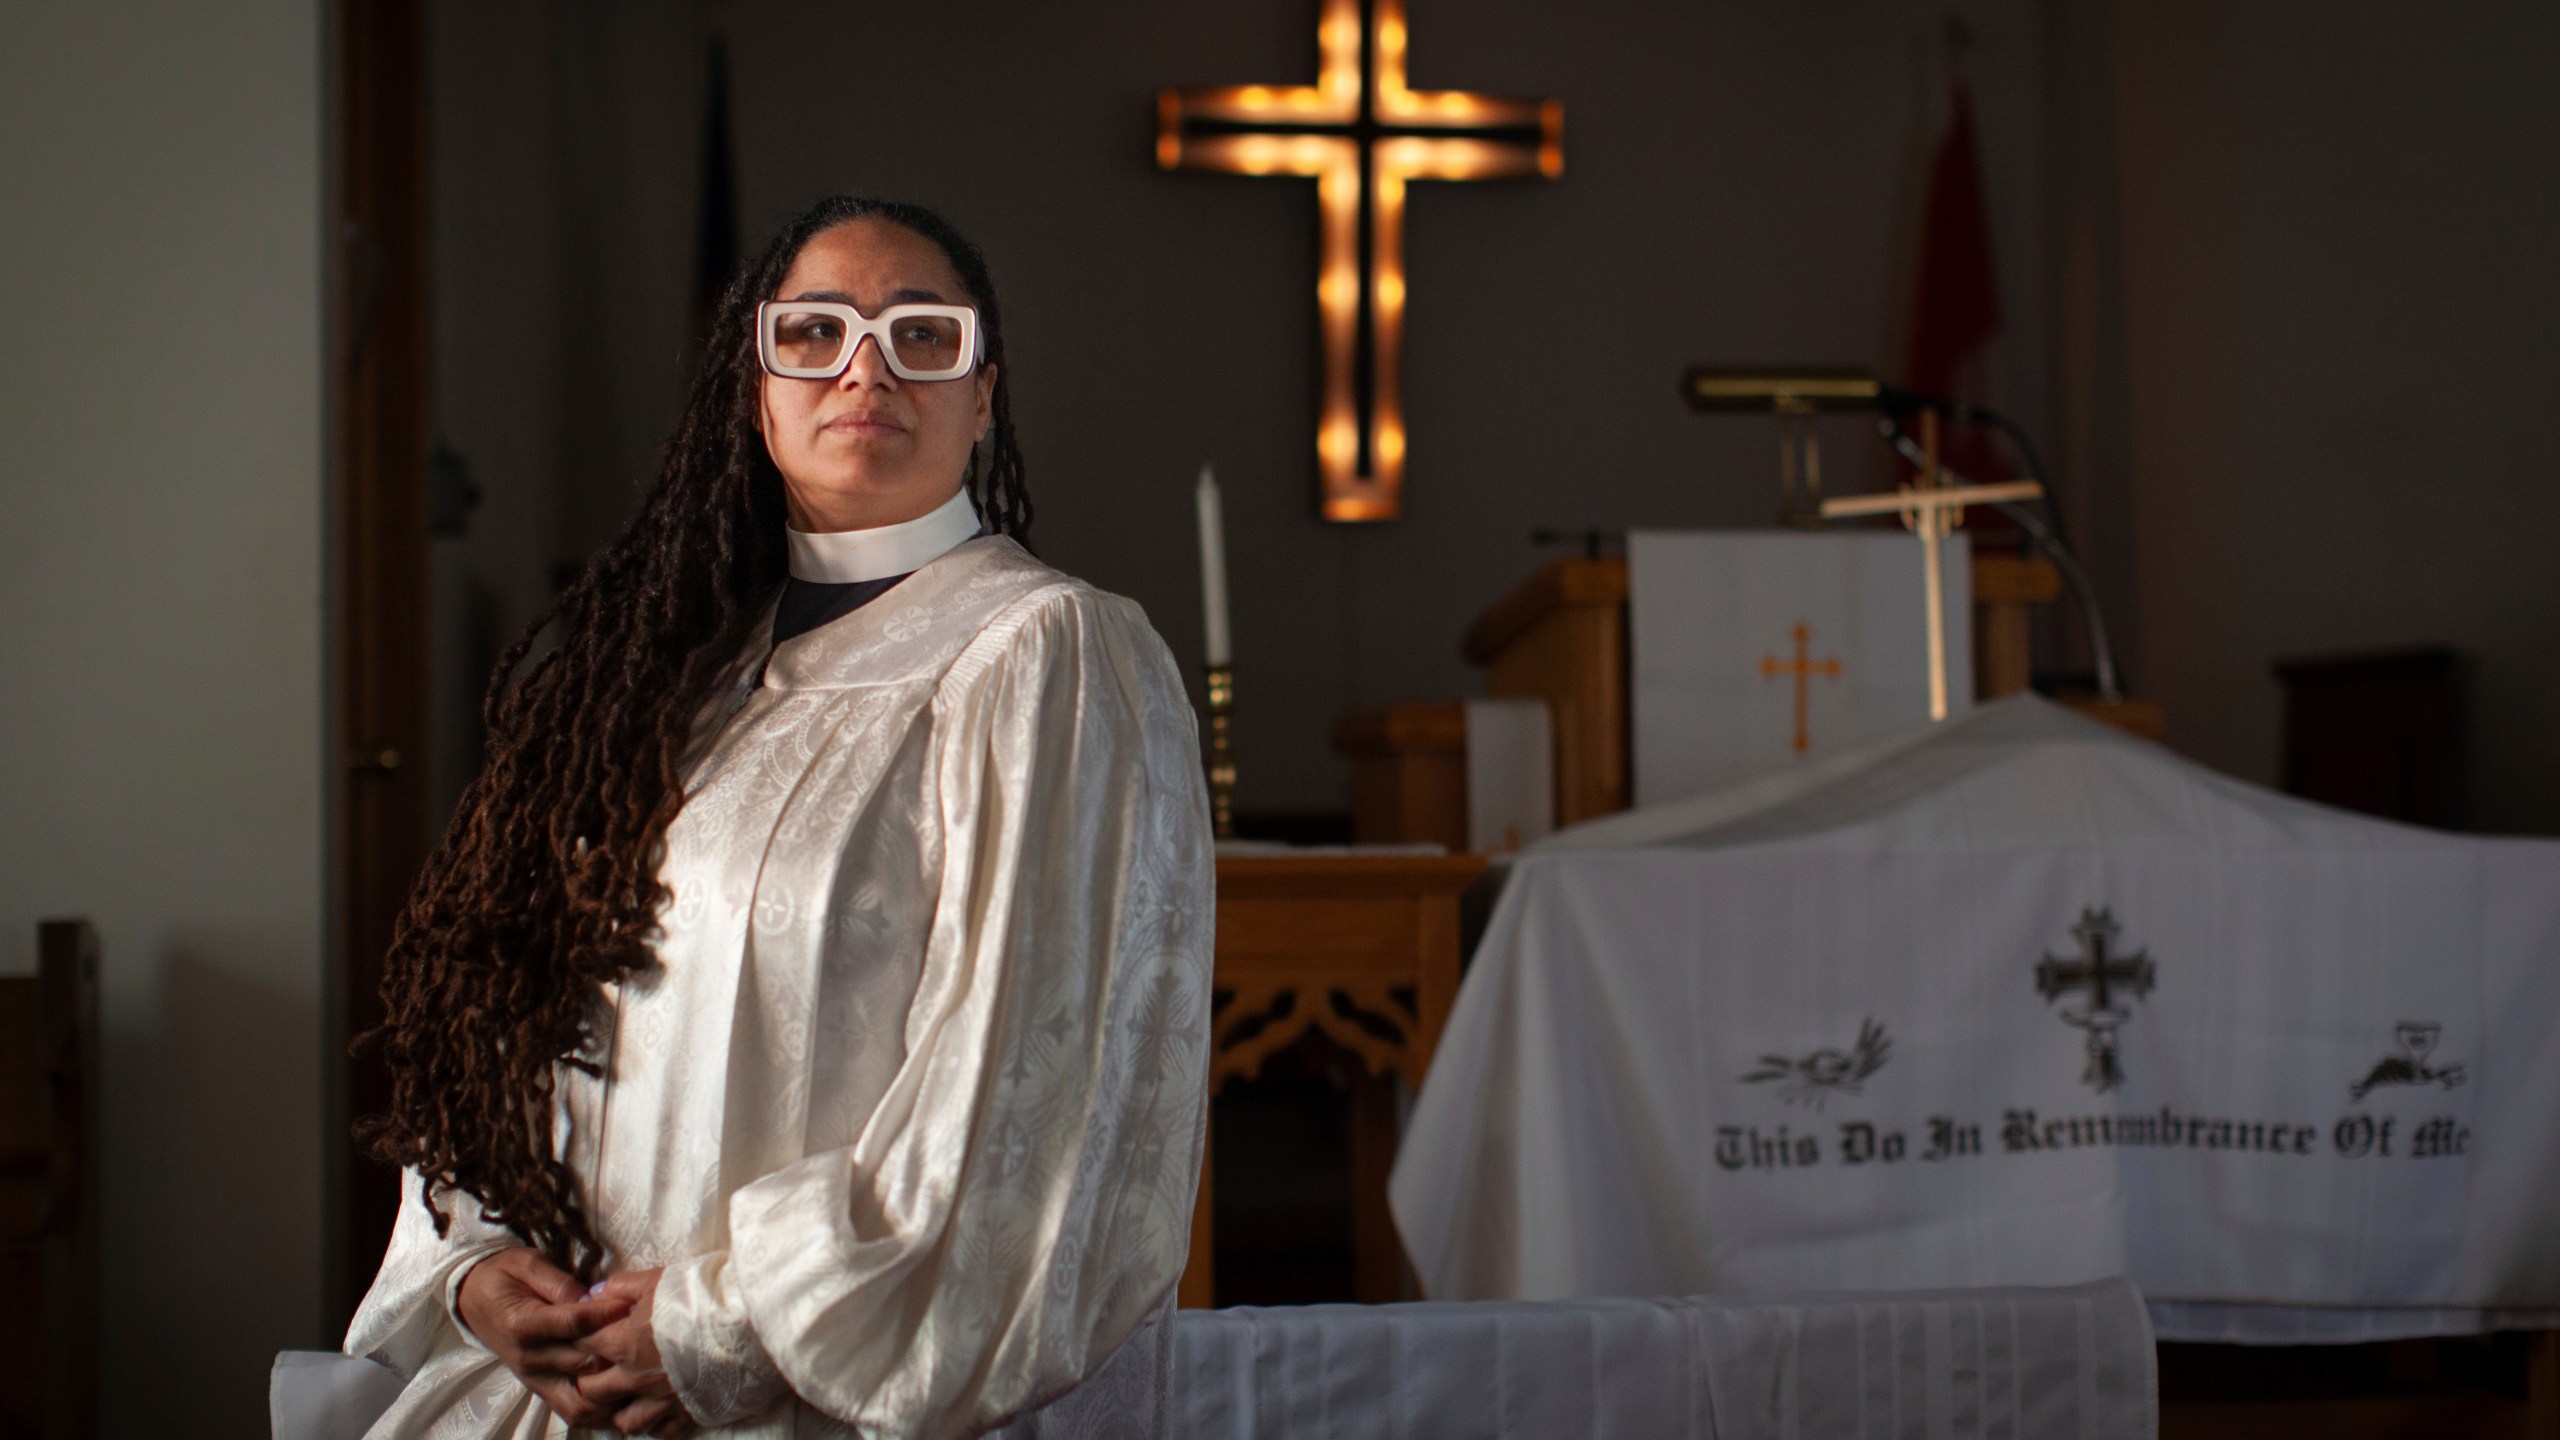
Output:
top-left (345, 537), bottom-right (1215, 1440)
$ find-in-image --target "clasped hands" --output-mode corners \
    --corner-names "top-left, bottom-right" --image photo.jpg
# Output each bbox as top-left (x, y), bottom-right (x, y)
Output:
top-left (456, 1247), bottom-right (702, 1438)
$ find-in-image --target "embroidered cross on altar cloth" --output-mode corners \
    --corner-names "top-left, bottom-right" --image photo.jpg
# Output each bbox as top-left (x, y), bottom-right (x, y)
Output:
top-left (1628, 530), bottom-right (1969, 807)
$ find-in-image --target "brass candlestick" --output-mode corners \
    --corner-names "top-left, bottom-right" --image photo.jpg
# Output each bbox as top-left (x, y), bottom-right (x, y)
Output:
top-left (1205, 664), bottom-right (1236, 839)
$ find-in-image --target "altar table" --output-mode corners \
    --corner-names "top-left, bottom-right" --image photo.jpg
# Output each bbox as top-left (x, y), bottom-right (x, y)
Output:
top-left (276, 1277), bottom-right (2159, 1440)
top-left (1392, 697), bottom-right (2560, 1339)
top-left (1187, 851), bottom-right (1487, 1307)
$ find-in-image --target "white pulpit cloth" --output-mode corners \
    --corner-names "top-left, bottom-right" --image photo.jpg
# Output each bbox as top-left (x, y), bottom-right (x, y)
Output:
top-left (1628, 530), bottom-right (1970, 808)
top-left (1392, 696), bottom-right (2560, 1341)
top-left (1463, 698), bottom-right (1554, 854)
top-left (275, 1276), bottom-right (2155, 1439)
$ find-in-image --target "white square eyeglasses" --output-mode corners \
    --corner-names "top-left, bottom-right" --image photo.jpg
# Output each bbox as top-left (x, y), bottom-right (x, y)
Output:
top-left (756, 301), bottom-right (982, 382)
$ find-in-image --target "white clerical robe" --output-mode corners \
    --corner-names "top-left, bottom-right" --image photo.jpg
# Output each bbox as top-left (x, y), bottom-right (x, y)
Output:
top-left (343, 536), bottom-right (1216, 1439)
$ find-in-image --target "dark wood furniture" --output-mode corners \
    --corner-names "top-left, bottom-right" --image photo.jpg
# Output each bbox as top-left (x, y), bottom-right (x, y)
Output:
top-left (2275, 647), bottom-right (2465, 828)
top-left (1183, 853), bottom-right (1486, 1308)
top-left (2159, 1331), bottom-right (2560, 1440)
top-left (0, 920), bottom-right (100, 1440)
top-left (1332, 703), bottom-right (1470, 853)
top-left (331, 0), bottom-right (435, 1328)
top-left (1460, 555), bottom-right (1631, 827)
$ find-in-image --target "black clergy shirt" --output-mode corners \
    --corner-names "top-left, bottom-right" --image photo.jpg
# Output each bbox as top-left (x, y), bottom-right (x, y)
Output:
top-left (772, 571), bottom-right (913, 646)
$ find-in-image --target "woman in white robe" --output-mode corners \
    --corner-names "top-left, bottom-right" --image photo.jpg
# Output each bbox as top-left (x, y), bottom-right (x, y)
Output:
top-left (345, 197), bottom-right (1213, 1439)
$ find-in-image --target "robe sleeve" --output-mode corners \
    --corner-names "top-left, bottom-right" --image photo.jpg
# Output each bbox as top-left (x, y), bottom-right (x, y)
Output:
top-left (653, 585), bottom-right (1216, 1437)
top-left (342, 1167), bottom-right (521, 1377)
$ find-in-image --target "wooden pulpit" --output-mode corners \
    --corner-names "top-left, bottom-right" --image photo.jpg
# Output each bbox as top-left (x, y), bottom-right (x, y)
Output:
top-left (1972, 553), bottom-right (2060, 699)
top-left (1341, 549), bottom-right (2163, 846)
top-left (1975, 553), bottom-right (2165, 738)
top-left (1184, 852), bottom-right (1486, 1308)
top-left (1331, 703), bottom-right (1469, 853)
top-left (1458, 555), bottom-right (1630, 825)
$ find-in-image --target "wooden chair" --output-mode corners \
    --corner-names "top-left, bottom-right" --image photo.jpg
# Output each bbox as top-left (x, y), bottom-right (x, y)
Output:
top-left (2275, 646), bottom-right (2466, 828)
top-left (0, 920), bottom-right (101, 1440)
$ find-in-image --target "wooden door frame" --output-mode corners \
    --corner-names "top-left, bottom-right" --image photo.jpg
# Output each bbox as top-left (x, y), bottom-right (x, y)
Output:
top-left (325, 0), bottom-right (432, 1333)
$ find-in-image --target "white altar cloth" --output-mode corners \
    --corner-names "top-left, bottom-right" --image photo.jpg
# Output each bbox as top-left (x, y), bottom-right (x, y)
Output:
top-left (276, 1276), bottom-right (2155, 1439)
top-left (1392, 696), bottom-right (2560, 1341)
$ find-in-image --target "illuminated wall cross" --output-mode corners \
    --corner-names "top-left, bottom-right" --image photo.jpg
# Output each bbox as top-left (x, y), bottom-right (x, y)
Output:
top-left (1158, 0), bottom-right (1563, 521)
top-left (1759, 622), bottom-right (1842, 754)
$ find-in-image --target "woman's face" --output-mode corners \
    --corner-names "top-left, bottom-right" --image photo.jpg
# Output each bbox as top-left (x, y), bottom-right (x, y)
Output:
top-left (760, 218), bottom-right (997, 532)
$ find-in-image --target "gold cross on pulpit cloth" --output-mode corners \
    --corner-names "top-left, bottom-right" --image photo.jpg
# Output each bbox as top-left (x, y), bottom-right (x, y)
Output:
top-left (1157, 0), bottom-right (1564, 522)
top-left (1819, 414), bottom-right (2041, 720)
top-left (1759, 622), bottom-right (1842, 754)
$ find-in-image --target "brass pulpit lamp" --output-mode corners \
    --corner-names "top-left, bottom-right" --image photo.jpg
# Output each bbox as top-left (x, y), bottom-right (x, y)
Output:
top-left (1682, 368), bottom-right (1883, 525)
top-left (1679, 368), bottom-right (2144, 720)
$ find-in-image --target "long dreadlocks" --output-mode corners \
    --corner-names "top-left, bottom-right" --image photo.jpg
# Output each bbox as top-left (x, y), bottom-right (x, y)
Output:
top-left (358, 196), bottom-right (1032, 1279)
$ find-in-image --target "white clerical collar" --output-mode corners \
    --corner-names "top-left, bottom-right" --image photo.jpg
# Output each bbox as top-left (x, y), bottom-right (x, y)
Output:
top-left (786, 487), bottom-right (980, 583)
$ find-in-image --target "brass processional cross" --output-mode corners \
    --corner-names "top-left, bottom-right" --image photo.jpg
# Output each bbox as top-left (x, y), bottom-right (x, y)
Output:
top-left (1817, 410), bottom-right (2041, 720)
top-left (1158, 0), bottom-right (1564, 521)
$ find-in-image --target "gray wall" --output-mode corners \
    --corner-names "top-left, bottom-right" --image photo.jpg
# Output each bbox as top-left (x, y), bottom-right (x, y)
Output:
top-left (0, 1), bottom-right (327, 1435)
top-left (428, 0), bottom-right (715, 814)
top-left (736, 0), bottom-right (2056, 815)
top-left (2101, 0), bottom-right (2560, 831)
top-left (436, 0), bottom-right (2056, 816)
top-left (440, 3), bottom-right (2560, 833)
top-left (0, 1), bottom-right (2548, 1433)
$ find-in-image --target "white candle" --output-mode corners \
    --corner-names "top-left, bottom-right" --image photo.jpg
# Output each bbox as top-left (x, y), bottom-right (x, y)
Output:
top-left (1194, 463), bottom-right (1232, 667)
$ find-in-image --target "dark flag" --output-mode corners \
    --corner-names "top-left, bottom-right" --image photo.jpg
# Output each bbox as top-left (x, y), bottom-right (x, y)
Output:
top-left (1903, 81), bottom-right (2008, 487)
top-left (687, 31), bottom-right (741, 376)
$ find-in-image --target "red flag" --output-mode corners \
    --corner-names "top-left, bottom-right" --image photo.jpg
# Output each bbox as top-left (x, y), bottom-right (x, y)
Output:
top-left (1904, 83), bottom-right (2006, 484)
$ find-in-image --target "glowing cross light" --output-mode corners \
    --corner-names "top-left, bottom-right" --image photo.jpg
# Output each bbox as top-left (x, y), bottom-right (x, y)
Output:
top-left (1158, 0), bottom-right (1564, 521)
